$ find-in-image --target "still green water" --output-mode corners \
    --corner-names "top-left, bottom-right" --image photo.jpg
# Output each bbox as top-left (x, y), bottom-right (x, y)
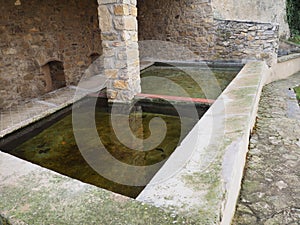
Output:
top-left (141, 66), bottom-right (240, 99)
top-left (10, 108), bottom-right (197, 198)
top-left (9, 65), bottom-right (239, 197)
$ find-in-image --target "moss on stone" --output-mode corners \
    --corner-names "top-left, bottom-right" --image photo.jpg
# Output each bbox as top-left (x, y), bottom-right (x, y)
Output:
top-left (0, 168), bottom-right (193, 225)
top-left (293, 85), bottom-right (300, 104)
top-left (182, 167), bottom-right (223, 223)
top-left (0, 216), bottom-right (11, 225)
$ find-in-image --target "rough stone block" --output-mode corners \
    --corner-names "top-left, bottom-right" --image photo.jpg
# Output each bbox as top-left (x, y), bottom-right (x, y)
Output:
top-left (105, 69), bottom-right (118, 78)
top-left (115, 60), bottom-right (127, 69)
top-left (106, 89), bottom-right (117, 99)
top-left (130, 6), bottom-right (137, 17)
top-left (121, 31), bottom-right (131, 41)
top-left (114, 16), bottom-right (137, 31)
top-left (98, 6), bottom-right (112, 32)
top-left (124, 17), bottom-right (137, 30)
top-left (118, 52), bottom-right (127, 60)
top-left (3, 48), bottom-right (17, 55)
top-left (131, 32), bottom-right (138, 42)
top-left (101, 32), bottom-right (119, 41)
top-left (113, 80), bottom-right (128, 89)
top-left (98, 0), bottom-right (118, 5)
top-left (114, 5), bottom-right (129, 16)
top-left (127, 49), bottom-right (139, 61)
top-left (104, 57), bottom-right (115, 69)
top-left (114, 17), bottom-right (125, 30)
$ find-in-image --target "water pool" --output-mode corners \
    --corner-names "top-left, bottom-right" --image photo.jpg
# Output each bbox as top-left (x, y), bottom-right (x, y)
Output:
top-left (141, 62), bottom-right (242, 99)
top-left (1, 98), bottom-right (199, 198)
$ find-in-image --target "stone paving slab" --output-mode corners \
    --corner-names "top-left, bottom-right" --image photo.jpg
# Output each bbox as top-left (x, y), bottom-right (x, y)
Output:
top-left (0, 87), bottom-right (80, 138)
top-left (233, 72), bottom-right (300, 224)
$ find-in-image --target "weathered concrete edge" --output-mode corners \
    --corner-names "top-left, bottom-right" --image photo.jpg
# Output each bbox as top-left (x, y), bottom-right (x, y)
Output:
top-left (220, 62), bottom-right (269, 224)
top-left (0, 151), bottom-right (192, 225)
top-left (267, 53), bottom-right (300, 84)
top-left (137, 61), bottom-right (269, 224)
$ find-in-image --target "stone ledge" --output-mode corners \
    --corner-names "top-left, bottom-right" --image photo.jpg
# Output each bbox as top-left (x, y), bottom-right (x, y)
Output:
top-left (277, 53), bottom-right (300, 63)
top-left (137, 61), bottom-right (269, 225)
top-left (0, 87), bottom-right (85, 139)
top-left (268, 53), bottom-right (300, 84)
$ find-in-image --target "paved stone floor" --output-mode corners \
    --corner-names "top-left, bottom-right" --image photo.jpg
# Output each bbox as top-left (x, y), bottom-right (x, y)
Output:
top-left (0, 86), bottom-right (82, 138)
top-left (233, 72), bottom-right (300, 224)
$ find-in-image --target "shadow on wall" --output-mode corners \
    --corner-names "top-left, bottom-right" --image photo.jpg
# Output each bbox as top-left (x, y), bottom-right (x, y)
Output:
top-left (41, 61), bottom-right (66, 93)
top-left (89, 52), bottom-right (101, 64)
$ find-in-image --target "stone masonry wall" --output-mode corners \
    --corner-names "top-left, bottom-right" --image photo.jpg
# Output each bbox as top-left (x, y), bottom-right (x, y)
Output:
top-left (0, 0), bottom-right (102, 109)
top-left (137, 0), bottom-right (279, 65)
top-left (212, 0), bottom-right (290, 39)
top-left (138, 0), bottom-right (215, 59)
top-left (214, 20), bottom-right (279, 66)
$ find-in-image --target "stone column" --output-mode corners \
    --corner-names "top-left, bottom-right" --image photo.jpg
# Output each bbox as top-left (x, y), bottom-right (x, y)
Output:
top-left (97, 0), bottom-right (141, 102)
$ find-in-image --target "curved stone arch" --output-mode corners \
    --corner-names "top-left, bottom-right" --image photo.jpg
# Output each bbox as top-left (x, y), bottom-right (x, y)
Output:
top-left (34, 50), bottom-right (64, 67)
top-left (39, 57), bottom-right (63, 68)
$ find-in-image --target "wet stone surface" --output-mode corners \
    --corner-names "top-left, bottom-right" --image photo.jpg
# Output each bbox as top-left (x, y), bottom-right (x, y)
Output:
top-left (233, 72), bottom-right (300, 224)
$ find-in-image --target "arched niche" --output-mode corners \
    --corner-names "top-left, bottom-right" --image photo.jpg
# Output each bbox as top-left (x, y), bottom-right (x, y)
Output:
top-left (41, 60), bottom-right (66, 93)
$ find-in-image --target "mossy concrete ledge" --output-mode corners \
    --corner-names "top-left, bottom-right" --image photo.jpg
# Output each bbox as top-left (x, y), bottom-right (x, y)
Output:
top-left (0, 152), bottom-right (192, 224)
top-left (137, 61), bottom-right (269, 224)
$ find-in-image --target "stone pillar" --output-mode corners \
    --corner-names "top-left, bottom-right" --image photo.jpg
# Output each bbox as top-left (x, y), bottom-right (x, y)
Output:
top-left (97, 0), bottom-right (141, 102)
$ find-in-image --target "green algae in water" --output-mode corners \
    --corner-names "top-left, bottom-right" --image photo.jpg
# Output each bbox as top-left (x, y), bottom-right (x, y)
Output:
top-left (9, 108), bottom-right (197, 198)
top-left (141, 66), bottom-right (240, 99)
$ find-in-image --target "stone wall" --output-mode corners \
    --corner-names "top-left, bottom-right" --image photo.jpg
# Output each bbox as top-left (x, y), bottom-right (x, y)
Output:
top-left (214, 20), bottom-right (279, 66)
top-left (137, 0), bottom-right (215, 59)
top-left (0, 0), bottom-right (284, 108)
top-left (0, 0), bottom-right (102, 109)
top-left (212, 0), bottom-right (290, 39)
top-left (137, 0), bottom-right (279, 65)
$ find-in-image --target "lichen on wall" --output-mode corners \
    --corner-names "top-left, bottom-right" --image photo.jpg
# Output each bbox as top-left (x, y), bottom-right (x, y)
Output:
top-left (0, 0), bottom-right (102, 109)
